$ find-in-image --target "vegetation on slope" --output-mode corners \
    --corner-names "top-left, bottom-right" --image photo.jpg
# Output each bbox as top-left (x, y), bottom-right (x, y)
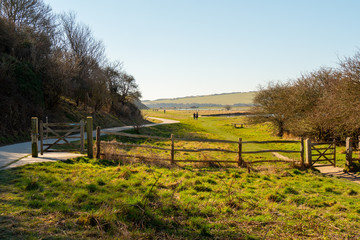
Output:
top-left (0, 0), bottom-right (142, 145)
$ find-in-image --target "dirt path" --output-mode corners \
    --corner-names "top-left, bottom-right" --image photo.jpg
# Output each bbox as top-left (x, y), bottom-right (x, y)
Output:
top-left (0, 117), bottom-right (179, 170)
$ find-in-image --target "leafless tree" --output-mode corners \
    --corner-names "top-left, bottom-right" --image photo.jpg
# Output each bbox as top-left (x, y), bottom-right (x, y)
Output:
top-left (117, 72), bottom-right (142, 104)
top-left (60, 12), bottom-right (106, 107)
top-left (251, 82), bottom-right (294, 137)
top-left (0, 0), bottom-right (56, 35)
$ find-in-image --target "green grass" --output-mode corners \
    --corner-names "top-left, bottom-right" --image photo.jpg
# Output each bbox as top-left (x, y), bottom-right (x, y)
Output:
top-left (1, 158), bottom-right (360, 239)
top-left (141, 110), bottom-right (348, 167)
top-left (0, 110), bottom-right (357, 239)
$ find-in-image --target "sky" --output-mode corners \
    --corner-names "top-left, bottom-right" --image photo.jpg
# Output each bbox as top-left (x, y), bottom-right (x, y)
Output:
top-left (45, 0), bottom-right (360, 100)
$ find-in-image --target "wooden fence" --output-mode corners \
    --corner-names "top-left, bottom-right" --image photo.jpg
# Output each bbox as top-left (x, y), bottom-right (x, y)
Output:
top-left (305, 139), bottom-right (336, 167)
top-left (95, 127), bottom-right (305, 168)
top-left (344, 137), bottom-right (360, 167)
top-left (40, 121), bottom-right (85, 154)
top-left (31, 116), bottom-right (94, 158)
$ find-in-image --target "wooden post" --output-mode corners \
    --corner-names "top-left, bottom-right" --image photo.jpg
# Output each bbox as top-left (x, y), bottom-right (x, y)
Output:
top-left (96, 126), bottom-right (101, 159)
top-left (40, 120), bottom-right (43, 155)
top-left (305, 138), bottom-right (312, 167)
top-left (333, 139), bottom-right (336, 167)
top-left (346, 137), bottom-right (352, 166)
top-left (45, 116), bottom-right (48, 141)
top-left (87, 117), bottom-right (93, 158)
top-left (358, 136), bottom-right (360, 159)
top-left (170, 134), bottom-right (175, 164)
top-left (238, 138), bottom-right (243, 167)
top-left (300, 138), bottom-right (304, 169)
top-left (80, 120), bottom-right (85, 154)
top-left (31, 117), bottom-right (38, 157)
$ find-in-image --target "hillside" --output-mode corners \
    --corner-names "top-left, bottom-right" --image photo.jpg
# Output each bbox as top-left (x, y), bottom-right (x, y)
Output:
top-left (142, 91), bottom-right (256, 108)
top-left (0, 5), bottom-right (142, 145)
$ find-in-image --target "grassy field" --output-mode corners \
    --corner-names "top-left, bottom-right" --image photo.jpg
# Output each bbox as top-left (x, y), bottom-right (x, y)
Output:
top-left (0, 110), bottom-right (359, 239)
top-left (143, 92), bottom-right (256, 106)
top-left (143, 110), bottom-right (348, 167)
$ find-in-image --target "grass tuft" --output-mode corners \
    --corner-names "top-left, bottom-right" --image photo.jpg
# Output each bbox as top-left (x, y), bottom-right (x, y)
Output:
top-left (86, 183), bottom-right (98, 193)
top-left (283, 186), bottom-right (299, 195)
top-left (266, 192), bottom-right (284, 202)
top-left (348, 189), bottom-right (358, 196)
top-left (24, 178), bottom-right (41, 191)
top-left (193, 185), bottom-right (212, 192)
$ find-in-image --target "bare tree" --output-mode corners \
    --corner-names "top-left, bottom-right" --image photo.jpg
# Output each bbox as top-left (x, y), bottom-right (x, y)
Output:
top-left (104, 61), bottom-right (123, 109)
top-left (105, 62), bottom-right (141, 105)
top-left (117, 72), bottom-right (142, 104)
top-left (0, 0), bottom-right (56, 34)
top-left (251, 82), bottom-right (294, 137)
top-left (60, 12), bottom-right (106, 107)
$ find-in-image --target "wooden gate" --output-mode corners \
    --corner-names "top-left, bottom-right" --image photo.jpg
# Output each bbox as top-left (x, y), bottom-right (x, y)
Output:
top-left (40, 120), bottom-right (85, 155)
top-left (305, 139), bottom-right (336, 167)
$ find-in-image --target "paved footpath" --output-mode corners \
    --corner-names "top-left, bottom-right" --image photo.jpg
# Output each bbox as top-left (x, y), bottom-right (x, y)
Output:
top-left (0, 117), bottom-right (179, 170)
top-left (271, 153), bottom-right (360, 184)
top-left (314, 164), bottom-right (360, 184)
top-left (3, 117), bottom-right (360, 185)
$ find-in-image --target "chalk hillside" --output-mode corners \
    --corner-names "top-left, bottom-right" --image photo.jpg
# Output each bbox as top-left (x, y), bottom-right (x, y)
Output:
top-left (142, 91), bottom-right (256, 108)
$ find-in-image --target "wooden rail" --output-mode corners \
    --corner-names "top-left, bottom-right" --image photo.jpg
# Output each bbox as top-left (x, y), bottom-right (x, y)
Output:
top-left (305, 139), bottom-right (336, 167)
top-left (35, 117), bottom-right (92, 157)
top-left (95, 127), bottom-right (305, 168)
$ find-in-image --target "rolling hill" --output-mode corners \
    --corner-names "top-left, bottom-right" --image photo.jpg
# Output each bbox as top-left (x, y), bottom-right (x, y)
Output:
top-left (142, 91), bottom-right (256, 108)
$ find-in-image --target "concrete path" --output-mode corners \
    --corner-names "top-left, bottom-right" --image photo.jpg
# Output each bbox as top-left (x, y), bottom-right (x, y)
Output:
top-left (0, 117), bottom-right (179, 170)
top-left (314, 164), bottom-right (360, 184)
top-left (272, 152), bottom-right (360, 184)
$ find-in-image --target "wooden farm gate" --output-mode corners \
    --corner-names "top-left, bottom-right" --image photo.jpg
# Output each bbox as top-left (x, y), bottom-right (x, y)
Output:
top-left (31, 117), bottom-right (94, 157)
top-left (305, 139), bottom-right (336, 167)
top-left (39, 120), bottom-right (86, 155)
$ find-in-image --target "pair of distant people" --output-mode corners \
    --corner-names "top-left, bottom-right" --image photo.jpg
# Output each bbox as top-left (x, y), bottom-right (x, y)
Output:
top-left (193, 112), bottom-right (198, 120)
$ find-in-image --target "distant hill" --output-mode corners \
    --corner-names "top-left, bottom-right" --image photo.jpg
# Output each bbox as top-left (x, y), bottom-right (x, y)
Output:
top-left (142, 92), bottom-right (256, 108)
top-left (133, 99), bottom-right (149, 109)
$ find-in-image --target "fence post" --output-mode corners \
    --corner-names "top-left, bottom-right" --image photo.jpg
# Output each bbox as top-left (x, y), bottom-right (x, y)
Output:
top-left (96, 126), bottom-right (101, 159)
top-left (31, 117), bottom-right (38, 157)
top-left (40, 120), bottom-right (43, 155)
top-left (80, 120), bottom-right (85, 154)
top-left (170, 134), bottom-right (175, 164)
top-left (238, 138), bottom-right (243, 167)
top-left (358, 136), bottom-right (360, 159)
top-left (333, 139), bottom-right (336, 167)
top-left (87, 116), bottom-right (93, 158)
top-left (346, 137), bottom-right (352, 166)
top-left (300, 138), bottom-right (304, 169)
top-left (305, 138), bottom-right (312, 167)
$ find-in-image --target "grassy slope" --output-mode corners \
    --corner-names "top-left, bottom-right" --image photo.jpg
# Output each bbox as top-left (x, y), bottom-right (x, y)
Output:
top-left (0, 97), bottom-right (127, 146)
top-left (143, 92), bottom-right (256, 105)
top-left (0, 110), bottom-right (358, 239)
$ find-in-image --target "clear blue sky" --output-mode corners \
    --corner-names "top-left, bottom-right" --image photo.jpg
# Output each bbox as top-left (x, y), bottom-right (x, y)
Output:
top-left (45, 0), bottom-right (360, 100)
